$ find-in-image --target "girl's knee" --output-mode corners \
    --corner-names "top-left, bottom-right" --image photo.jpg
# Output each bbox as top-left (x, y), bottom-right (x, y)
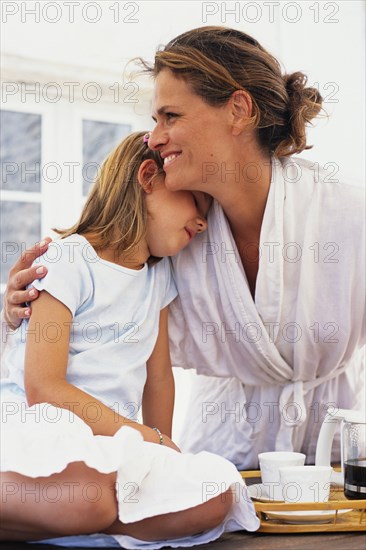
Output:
top-left (1, 466), bottom-right (118, 537)
top-left (68, 494), bottom-right (117, 535)
top-left (56, 469), bottom-right (117, 534)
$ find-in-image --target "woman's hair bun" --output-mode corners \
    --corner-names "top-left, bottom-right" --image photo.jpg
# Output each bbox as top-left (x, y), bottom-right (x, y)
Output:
top-left (273, 71), bottom-right (323, 157)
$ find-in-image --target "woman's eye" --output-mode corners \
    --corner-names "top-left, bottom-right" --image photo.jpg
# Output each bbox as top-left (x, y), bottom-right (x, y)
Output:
top-left (166, 112), bottom-right (177, 120)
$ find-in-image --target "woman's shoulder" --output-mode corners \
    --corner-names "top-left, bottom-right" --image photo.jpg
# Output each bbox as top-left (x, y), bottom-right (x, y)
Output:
top-left (280, 156), bottom-right (365, 206)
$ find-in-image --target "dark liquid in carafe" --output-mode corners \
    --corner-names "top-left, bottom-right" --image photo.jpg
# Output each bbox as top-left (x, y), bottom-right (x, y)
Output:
top-left (344, 458), bottom-right (366, 499)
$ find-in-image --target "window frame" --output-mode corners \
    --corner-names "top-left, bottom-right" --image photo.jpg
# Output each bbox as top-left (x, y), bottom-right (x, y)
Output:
top-left (1, 85), bottom-right (148, 299)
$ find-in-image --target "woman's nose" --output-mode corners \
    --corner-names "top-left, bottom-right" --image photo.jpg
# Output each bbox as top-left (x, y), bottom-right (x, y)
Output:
top-left (148, 125), bottom-right (168, 150)
top-left (196, 216), bottom-right (208, 233)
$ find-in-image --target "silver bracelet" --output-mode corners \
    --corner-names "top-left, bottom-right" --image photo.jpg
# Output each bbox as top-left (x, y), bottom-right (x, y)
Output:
top-left (152, 427), bottom-right (163, 445)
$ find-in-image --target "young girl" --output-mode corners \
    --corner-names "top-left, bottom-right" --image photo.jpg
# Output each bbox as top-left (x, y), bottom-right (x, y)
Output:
top-left (0, 131), bottom-right (259, 548)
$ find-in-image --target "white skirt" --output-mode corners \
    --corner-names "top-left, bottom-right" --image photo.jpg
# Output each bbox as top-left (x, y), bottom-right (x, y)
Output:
top-left (1, 391), bottom-right (259, 549)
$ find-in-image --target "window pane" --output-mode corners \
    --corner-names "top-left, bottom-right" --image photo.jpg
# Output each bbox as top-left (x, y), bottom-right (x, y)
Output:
top-left (1, 201), bottom-right (41, 285)
top-left (0, 110), bottom-right (42, 192)
top-left (82, 120), bottom-right (131, 196)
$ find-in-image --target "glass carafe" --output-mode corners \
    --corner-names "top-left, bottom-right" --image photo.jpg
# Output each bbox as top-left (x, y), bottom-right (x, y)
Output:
top-left (343, 414), bottom-right (366, 499)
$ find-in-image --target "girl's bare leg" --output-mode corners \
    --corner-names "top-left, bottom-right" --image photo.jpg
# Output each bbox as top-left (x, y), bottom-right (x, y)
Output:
top-left (1, 464), bottom-right (233, 542)
top-left (104, 489), bottom-right (234, 541)
top-left (0, 462), bottom-right (118, 541)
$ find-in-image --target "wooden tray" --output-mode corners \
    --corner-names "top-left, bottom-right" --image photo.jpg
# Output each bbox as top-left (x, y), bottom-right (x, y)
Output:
top-left (241, 470), bottom-right (366, 533)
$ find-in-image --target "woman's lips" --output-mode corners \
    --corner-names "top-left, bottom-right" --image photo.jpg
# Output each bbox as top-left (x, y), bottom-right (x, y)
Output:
top-left (163, 153), bottom-right (181, 168)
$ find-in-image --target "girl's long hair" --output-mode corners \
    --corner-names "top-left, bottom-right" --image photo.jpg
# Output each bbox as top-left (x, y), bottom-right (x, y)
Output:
top-left (54, 131), bottom-right (163, 257)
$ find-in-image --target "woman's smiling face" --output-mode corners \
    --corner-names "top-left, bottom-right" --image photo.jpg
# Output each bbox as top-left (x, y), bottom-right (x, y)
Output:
top-left (149, 69), bottom-right (232, 196)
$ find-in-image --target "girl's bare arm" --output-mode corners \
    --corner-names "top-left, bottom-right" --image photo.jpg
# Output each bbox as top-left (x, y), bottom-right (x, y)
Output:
top-left (24, 290), bottom-right (163, 445)
top-left (142, 307), bottom-right (175, 436)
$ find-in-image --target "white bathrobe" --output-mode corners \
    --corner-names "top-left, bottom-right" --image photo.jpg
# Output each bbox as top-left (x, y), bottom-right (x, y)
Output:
top-left (169, 157), bottom-right (365, 469)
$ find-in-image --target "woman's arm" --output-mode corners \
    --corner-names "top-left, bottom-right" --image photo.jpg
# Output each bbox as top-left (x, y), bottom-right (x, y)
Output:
top-left (142, 306), bottom-right (178, 445)
top-left (24, 290), bottom-right (164, 445)
top-left (3, 238), bottom-right (51, 329)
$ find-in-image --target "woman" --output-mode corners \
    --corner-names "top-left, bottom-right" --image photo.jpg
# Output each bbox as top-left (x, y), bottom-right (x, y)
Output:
top-left (3, 27), bottom-right (365, 470)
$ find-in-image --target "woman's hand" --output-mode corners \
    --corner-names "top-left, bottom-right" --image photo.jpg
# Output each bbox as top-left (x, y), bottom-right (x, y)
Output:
top-left (4, 238), bottom-right (52, 329)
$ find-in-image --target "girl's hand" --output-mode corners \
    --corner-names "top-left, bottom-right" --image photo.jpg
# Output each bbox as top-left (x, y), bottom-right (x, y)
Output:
top-left (161, 434), bottom-right (181, 452)
top-left (4, 238), bottom-right (51, 329)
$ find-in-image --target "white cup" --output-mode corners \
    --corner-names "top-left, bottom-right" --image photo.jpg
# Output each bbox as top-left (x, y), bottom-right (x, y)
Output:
top-left (279, 465), bottom-right (333, 503)
top-left (258, 451), bottom-right (306, 501)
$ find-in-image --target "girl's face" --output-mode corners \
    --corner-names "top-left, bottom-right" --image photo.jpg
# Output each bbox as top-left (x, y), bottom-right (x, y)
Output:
top-left (149, 69), bottom-right (233, 194)
top-left (145, 174), bottom-right (207, 257)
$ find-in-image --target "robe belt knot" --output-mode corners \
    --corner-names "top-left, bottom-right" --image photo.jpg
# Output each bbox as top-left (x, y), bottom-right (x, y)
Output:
top-left (279, 379), bottom-right (306, 427)
top-left (275, 365), bottom-right (349, 451)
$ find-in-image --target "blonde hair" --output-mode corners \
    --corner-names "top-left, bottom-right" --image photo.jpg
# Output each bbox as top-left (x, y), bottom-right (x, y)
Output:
top-left (140, 26), bottom-right (323, 157)
top-left (55, 132), bottom-right (163, 258)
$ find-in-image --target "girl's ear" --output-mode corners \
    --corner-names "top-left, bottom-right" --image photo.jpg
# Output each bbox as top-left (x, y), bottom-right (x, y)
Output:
top-left (137, 159), bottom-right (159, 194)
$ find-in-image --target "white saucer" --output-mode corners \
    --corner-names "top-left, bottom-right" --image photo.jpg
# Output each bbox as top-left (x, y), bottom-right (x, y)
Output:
top-left (247, 483), bottom-right (283, 502)
top-left (265, 509), bottom-right (352, 524)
